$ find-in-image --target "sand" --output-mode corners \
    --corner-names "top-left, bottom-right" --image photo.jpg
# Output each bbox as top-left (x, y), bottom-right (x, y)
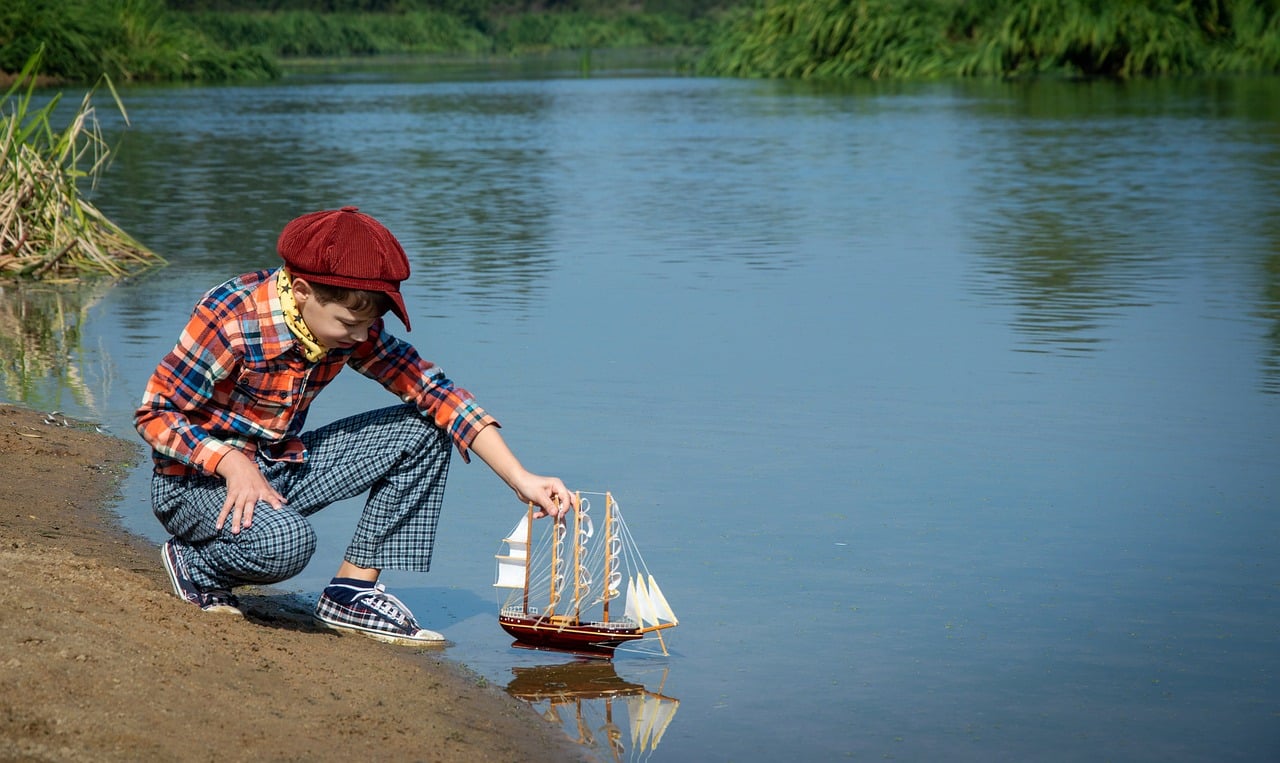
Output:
top-left (0, 403), bottom-right (583, 763)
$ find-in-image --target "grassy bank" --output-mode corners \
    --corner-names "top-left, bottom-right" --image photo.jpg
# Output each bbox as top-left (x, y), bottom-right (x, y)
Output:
top-left (698, 0), bottom-right (1280, 79)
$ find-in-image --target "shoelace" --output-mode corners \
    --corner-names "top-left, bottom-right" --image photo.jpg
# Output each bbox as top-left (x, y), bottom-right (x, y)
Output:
top-left (352, 584), bottom-right (418, 629)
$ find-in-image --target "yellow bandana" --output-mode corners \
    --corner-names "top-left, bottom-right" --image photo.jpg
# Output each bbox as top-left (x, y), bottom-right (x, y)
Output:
top-left (276, 268), bottom-right (326, 363)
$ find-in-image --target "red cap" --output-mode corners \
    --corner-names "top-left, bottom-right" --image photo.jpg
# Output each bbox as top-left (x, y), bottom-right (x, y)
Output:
top-left (277, 206), bottom-right (412, 331)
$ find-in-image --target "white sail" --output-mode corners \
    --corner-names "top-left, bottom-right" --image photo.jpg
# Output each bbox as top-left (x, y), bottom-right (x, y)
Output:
top-left (494, 518), bottom-right (530, 589)
top-left (647, 575), bottom-right (677, 624)
top-left (604, 531), bottom-right (623, 601)
top-left (631, 574), bottom-right (660, 627)
top-left (624, 576), bottom-right (639, 625)
top-left (494, 555), bottom-right (526, 588)
top-left (503, 517), bottom-right (530, 549)
top-left (576, 564), bottom-right (593, 590)
top-left (605, 568), bottom-right (623, 600)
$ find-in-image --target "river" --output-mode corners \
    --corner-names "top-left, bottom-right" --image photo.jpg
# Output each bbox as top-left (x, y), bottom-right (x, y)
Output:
top-left (4, 56), bottom-right (1279, 761)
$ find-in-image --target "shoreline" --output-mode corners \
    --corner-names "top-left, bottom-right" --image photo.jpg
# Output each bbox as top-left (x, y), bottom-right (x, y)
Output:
top-left (0, 403), bottom-right (583, 762)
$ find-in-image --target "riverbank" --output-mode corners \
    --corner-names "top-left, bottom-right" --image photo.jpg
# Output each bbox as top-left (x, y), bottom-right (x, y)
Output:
top-left (0, 403), bottom-right (582, 763)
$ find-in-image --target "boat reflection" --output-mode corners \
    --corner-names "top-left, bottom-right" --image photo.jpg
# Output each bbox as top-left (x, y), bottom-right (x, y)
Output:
top-left (506, 660), bottom-right (679, 762)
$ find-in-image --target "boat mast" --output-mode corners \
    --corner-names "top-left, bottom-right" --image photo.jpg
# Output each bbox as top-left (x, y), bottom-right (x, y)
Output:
top-left (572, 493), bottom-right (583, 622)
top-left (522, 501), bottom-right (532, 615)
top-left (548, 504), bottom-right (560, 616)
top-left (602, 491), bottom-right (613, 623)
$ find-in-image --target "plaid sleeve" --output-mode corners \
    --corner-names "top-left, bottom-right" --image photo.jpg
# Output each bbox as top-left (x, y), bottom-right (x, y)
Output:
top-left (347, 322), bottom-right (498, 462)
top-left (134, 301), bottom-right (241, 476)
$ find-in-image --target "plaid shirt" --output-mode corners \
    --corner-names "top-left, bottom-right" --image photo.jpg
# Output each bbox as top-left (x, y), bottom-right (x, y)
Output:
top-left (135, 269), bottom-right (497, 477)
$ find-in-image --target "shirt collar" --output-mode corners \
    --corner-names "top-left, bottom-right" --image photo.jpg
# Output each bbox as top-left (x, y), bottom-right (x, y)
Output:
top-left (254, 268), bottom-right (303, 361)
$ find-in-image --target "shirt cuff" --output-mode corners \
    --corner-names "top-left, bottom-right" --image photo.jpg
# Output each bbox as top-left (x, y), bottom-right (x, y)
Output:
top-left (453, 415), bottom-right (499, 464)
top-left (190, 437), bottom-right (234, 476)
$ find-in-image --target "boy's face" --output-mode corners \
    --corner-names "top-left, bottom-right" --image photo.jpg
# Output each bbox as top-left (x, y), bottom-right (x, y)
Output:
top-left (295, 282), bottom-right (380, 349)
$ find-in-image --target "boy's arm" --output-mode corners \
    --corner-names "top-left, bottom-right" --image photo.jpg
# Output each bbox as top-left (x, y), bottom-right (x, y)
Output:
top-left (134, 304), bottom-right (241, 477)
top-left (136, 306), bottom-right (286, 534)
top-left (469, 424), bottom-right (574, 521)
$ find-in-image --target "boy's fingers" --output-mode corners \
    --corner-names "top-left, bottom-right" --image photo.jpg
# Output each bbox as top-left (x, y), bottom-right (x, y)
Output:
top-left (545, 495), bottom-right (568, 519)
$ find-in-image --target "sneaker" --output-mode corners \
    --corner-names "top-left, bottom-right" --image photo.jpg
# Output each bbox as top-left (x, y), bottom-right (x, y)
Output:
top-left (161, 539), bottom-right (242, 615)
top-left (313, 582), bottom-right (446, 646)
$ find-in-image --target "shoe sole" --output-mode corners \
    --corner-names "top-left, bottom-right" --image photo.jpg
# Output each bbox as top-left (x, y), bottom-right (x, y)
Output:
top-left (201, 602), bottom-right (245, 615)
top-left (313, 615), bottom-right (447, 646)
top-left (161, 543), bottom-right (243, 616)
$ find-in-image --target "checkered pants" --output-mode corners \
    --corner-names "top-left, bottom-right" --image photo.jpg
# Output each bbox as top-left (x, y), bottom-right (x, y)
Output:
top-left (151, 404), bottom-right (452, 590)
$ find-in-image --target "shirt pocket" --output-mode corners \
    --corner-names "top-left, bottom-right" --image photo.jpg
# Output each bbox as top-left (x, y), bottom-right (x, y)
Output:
top-left (229, 364), bottom-right (298, 437)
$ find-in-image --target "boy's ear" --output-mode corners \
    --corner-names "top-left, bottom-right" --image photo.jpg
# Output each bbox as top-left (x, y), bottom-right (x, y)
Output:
top-left (291, 276), bottom-right (313, 306)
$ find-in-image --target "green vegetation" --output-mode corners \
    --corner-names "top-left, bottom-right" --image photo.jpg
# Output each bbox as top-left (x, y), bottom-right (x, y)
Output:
top-left (185, 10), bottom-right (491, 58)
top-left (5, 0), bottom-right (1280, 84)
top-left (1, 0), bottom-right (716, 83)
top-left (0, 0), bottom-right (279, 83)
top-left (183, 8), bottom-right (712, 58)
top-left (0, 51), bottom-right (163, 281)
top-left (699, 0), bottom-right (1280, 79)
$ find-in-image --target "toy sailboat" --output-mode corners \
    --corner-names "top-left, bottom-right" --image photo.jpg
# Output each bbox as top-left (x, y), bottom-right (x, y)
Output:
top-left (495, 491), bottom-right (678, 658)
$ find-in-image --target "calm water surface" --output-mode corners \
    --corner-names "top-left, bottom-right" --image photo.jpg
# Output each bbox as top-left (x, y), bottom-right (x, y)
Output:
top-left (4, 59), bottom-right (1279, 761)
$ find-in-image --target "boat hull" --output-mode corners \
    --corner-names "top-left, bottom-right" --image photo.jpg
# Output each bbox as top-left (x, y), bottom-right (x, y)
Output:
top-left (499, 613), bottom-right (643, 658)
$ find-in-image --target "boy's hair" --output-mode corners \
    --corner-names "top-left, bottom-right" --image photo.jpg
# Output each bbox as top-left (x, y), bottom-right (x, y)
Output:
top-left (306, 279), bottom-right (394, 318)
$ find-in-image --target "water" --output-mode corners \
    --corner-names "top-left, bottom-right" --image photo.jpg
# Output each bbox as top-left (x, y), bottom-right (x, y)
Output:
top-left (4, 59), bottom-right (1279, 761)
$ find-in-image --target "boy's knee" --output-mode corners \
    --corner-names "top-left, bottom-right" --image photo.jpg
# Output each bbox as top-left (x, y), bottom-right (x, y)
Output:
top-left (249, 511), bottom-right (317, 582)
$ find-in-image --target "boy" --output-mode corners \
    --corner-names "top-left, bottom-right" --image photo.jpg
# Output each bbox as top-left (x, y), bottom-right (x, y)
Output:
top-left (135, 206), bottom-right (573, 645)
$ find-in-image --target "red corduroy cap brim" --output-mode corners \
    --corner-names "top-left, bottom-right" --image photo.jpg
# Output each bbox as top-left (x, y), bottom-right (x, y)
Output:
top-left (277, 206), bottom-right (412, 331)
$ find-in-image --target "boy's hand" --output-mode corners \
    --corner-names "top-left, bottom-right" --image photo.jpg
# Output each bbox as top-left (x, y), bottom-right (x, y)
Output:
top-left (214, 450), bottom-right (287, 533)
top-left (513, 473), bottom-right (577, 521)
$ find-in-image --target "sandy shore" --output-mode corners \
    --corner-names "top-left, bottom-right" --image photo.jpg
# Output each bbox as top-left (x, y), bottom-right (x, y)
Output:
top-left (0, 403), bottom-right (582, 763)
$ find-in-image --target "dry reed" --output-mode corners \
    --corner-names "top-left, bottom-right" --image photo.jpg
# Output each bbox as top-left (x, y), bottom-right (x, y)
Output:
top-left (1, 50), bottom-right (165, 282)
